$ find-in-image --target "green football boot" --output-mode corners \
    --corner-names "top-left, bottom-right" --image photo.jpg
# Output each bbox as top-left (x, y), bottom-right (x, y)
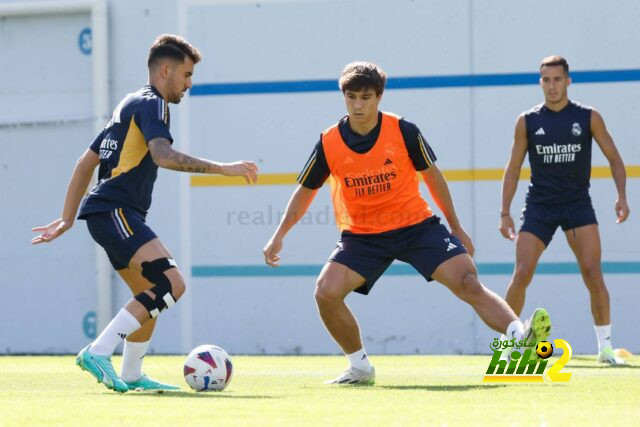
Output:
top-left (524, 308), bottom-right (552, 346)
top-left (125, 374), bottom-right (181, 391)
top-left (75, 345), bottom-right (129, 393)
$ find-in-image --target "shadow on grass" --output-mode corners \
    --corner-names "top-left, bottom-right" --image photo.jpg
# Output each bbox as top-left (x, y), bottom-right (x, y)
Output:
top-left (568, 356), bottom-right (598, 362)
top-left (122, 391), bottom-right (280, 399)
top-left (566, 364), bottom-right (638, 369)
top-left (378, 384), bottom-right (508, 391)
top-left (566, 355), bottom-right (638, 368)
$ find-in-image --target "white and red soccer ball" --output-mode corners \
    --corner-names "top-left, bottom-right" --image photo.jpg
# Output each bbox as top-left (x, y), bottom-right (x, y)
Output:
top-left (183, 344), bottom-right (233, 391)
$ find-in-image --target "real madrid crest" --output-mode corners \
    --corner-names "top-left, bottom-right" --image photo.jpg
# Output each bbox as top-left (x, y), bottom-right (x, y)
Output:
top-left (572, 122), bottom-right (582, 136)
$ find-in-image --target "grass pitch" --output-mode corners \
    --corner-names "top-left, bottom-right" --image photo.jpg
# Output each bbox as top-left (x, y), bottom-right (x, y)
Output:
top-left (0, 354), bottom-right (638, 426)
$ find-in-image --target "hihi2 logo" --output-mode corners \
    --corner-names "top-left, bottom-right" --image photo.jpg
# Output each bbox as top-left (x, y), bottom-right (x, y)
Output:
top-left (483, 338), bottom-right (572, 383)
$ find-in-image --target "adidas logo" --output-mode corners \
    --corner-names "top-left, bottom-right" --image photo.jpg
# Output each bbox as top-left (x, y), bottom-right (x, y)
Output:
top-left (94, 363), bottom-right (113, 387)
top-left (444, 238), bottom-right (457, 252)
top-left (384, 158), bottom-right (393, 165)
top-left (535, 127), bottom-right (545, 135)
top-left (361, 354), bottom-right (368, 360)
top-left (117, 332), bottom-right (127, 339)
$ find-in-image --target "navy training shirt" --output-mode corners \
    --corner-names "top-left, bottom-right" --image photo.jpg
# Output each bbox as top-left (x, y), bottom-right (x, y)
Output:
top-left (524, 101), bottom-right (593, 204)
top-left (78, 85), bottom-right (173, 219)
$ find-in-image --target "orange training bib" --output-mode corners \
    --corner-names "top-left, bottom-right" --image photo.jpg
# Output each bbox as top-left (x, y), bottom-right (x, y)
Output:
top-left (322, 112), bottom-right (432, 233)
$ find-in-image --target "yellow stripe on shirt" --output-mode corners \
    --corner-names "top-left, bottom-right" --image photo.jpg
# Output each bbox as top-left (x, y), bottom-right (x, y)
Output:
top-left (417, 133), bottom-right (433, 166)
top-left (298, 157), bottom-right (317, 185)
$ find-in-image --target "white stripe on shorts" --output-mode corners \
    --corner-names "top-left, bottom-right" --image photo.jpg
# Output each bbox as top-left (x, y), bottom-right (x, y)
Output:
top-left (113, 209), bottom-right (132, 238)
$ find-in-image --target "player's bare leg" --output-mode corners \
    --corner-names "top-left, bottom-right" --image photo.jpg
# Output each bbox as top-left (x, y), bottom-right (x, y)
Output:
top-left (119, 268), bottom-right (157, 342)
top-left (565, 224), bottom-right (622, 364)
top-left (115, 268), bottom-right (178, 390)
top-left (116, 239), bottom-right (184, 388)
top-left (315, 262), bottom-right (375, 384)
top-left (315, 262), bottom-right (366, 354)
top-left (124, 238), bottom-right (186, 324)
top-left (565, 225), bottom-right (609, 324)
top-left (432, 254), bottom-right (551, 346)
top-left (432, 254), bottom-right (517, 333)
top-left (77, 238), bottom-right (187, 391)
top-left (504, 232), bottom-right (546, 316)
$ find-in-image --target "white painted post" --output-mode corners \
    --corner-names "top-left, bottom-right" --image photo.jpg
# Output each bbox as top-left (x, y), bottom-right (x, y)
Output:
top-left (0, 0), bottom-right (113, 334)
top-left (177, 0), bottom-right (194, 354)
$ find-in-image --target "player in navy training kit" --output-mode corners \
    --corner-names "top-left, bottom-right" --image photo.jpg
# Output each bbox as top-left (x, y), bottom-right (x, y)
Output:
top-left (499, 56), bottom-right (630, 365)
top-left (32, 34), bottom-right (258, 392)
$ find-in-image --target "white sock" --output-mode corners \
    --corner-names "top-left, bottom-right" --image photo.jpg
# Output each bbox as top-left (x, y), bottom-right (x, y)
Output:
top-left (347, 348), bottom-right (372, 372)
top-left (120, 340), bottom-right (150, 382)
top-left (595, 324), bottom-right (612, 353)
top-left (500, 321), bottom-right (524, 361)
top-left (498, 333), bottom-right (509, 360)
top-left (90, 309), bottom-right (141, 356)
top-left (505, 319), bottom-right (525, 342)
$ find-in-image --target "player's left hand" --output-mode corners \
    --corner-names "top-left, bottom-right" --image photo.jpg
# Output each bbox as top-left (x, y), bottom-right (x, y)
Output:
top-left (263, 237), bottom-right (283, 267)
top-left (31, 218), bottom-right (71, 244)
top-left (451, 225), bottom-right (475, 257)
top-left (615, 197), bottom-right (630, 223)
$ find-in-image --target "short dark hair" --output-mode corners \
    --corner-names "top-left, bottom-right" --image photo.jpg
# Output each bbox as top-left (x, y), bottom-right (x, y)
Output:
top-left (148, 34), bottom-right (202, 68)
top-left (540, 55), bottom-right (569, 75)
top-left (339, 62), bottom-right (387, 96)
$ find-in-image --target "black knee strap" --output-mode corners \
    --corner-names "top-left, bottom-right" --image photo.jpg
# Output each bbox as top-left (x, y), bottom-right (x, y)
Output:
top-left (135, 257), bottom-right (178, 318)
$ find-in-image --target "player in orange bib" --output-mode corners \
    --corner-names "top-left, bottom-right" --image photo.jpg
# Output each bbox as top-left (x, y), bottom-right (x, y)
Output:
top-left (263, 62), bottom-right (551, 384)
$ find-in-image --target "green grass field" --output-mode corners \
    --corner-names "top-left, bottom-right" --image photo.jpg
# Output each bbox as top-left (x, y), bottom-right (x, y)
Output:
top-left (1, 354), bottom-right (638, 426)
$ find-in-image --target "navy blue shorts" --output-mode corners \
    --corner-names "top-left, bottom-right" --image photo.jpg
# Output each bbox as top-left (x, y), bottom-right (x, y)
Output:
top-left (328, 216), bottom-right (468, 295)
top-left (520, 198), bottom-right (598, 247)
top-left (84, 208), bottom-right (157, 270)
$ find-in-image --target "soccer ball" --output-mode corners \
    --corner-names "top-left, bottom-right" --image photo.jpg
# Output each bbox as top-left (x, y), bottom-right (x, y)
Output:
top-left (535, 341), bottom-right (553, 359)
top-left (183, 344), bottom-right (233, 391)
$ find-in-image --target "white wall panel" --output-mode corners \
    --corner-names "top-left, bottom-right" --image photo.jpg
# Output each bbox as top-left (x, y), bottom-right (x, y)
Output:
top-left (1, 0), bottom-right (638, 354)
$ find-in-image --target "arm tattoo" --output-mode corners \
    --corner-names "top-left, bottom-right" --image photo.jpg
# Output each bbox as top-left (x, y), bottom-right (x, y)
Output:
top-left (148, 137), bottom-right (212, 173)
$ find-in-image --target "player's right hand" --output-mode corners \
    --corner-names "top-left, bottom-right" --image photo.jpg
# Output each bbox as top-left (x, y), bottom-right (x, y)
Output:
top-left (221, 161), bottom-right (259, 184)
top-left (31, 218), bottom-right (71, 244)
top-left (263, 237), bottom-right (283, 267)
top-left (615, 197), bottom-right (630, 223)
top-left (499, 214), bottom-right (516, 241)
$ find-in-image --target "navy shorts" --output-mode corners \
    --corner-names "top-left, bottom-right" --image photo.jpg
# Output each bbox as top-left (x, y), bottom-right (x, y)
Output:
top-left (328, 216), bottom-right (468, 295)
top-left (520, 198), bottom-right (598, 247)
top-left (84, 208), bottom-right (157, 270)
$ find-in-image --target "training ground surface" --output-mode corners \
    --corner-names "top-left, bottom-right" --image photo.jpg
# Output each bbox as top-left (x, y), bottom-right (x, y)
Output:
top-left (0, 355), bottom-right (638, 426)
